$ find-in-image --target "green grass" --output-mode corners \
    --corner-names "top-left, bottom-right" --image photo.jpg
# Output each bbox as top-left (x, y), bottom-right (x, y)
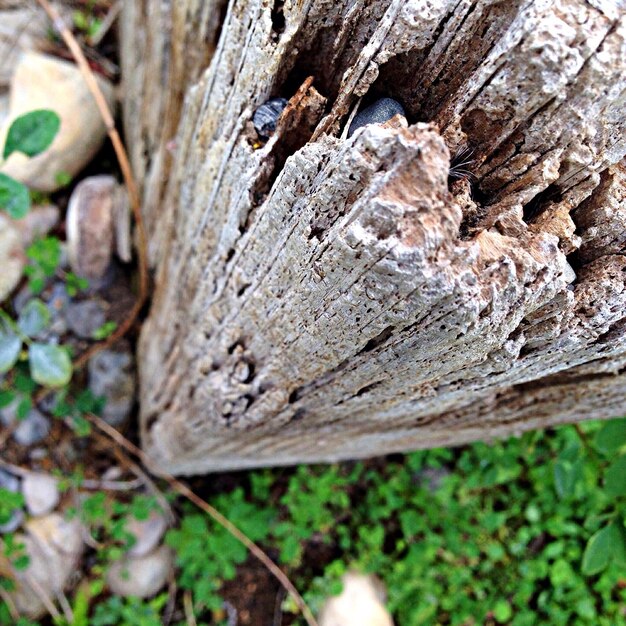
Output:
top-left (1, 419), bottom-right (625, 625)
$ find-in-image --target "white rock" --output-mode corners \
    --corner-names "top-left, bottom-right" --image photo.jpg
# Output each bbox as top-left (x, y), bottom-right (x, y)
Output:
top-left (8, 513), bottom-right (84, 619)
top-left (22, 473), bottom-right (60, 516)
top-left (106, 545), bottom-right (173, 598)
top-left (0, 214), bottom-right (24, 302)
top-left (66, 176), bottom-right (115, 279)
top-left (0, 51), bottom-right (115, 192)
top-left (126, 510), bottom-right (168, 557)
top-left (319, 572), bottom-right (394, 626)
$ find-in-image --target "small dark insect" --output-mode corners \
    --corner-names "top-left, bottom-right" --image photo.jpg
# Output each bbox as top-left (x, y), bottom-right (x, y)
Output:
top-left (347, 97), bottom-right (406, 138)
top-left (448, 146), bottom-right (476, 183)
top-left (253, 97), bottom-right (288, 139)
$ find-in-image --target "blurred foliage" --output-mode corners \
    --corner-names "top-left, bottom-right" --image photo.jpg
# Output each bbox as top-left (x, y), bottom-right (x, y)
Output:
top-left (1, 418), bottom-right (624, 625)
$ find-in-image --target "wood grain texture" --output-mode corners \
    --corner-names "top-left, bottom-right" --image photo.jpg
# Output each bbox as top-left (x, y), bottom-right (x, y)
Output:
top-left (122, 0), bottom-right (626, 474)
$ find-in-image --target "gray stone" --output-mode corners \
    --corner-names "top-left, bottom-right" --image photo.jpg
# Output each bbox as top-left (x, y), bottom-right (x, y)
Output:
top-left (0, 468), bottom-right (19, 492)
top-left (22, 473), bottom-right (59, 516)
top-left (88, 349), bottom-right (136, 425)
top-left (126, 510), bottom-right (168, 557)
top-left (1, 399), bottom-right (51, 446)
top-left (106, 545), bottom-right (173, 598)
top-left (253, 97), bottom-right (287, 138)
top-left (44, 283), bottom-right (70, 337)
top-left (0, 508), bottom-right (24, 533)
top-left (67, 299), bottom-right (106, 339)
top-left (14, 409), bottom-right (50, 446)
top-left (347, 98), bottom-right (406, 138)
top-left (66, 176), bottom-right (118, 280)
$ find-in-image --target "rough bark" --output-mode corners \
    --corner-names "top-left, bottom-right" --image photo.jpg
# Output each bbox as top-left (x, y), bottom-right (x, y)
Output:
top-left (122, 0), bottom-right (626, 474)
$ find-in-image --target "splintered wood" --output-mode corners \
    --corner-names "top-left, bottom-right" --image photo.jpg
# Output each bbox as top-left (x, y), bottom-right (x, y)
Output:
top-left (122, 0), bottom-right (626, 473)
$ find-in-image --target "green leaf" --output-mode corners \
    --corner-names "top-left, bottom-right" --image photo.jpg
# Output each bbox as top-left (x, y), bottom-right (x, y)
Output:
top-left (0, 389), bottom-right (15, 408)
top-left (92, 320), bottom-right (117, 340)
top-left (612, 520), bottom-right (626, 567)
top-left (28, 343), bottom-right (72, 387)
top-left (0, 172), bottom-right (30, 219)
top-left (581, 525), bottom-right (613, 575)
top-left (3, 109), bottom-right (61, 159)
top-left (0, 327), bottom-right (21, 373)
top-left (604, 455), bottom-right (626, 497)
top-left (493, 599), bottom-right (513, 623)
top-left (16, 396), bottom-right (32, 420)
top-left (594, 418), bottom-right (626, 455)
top-left (17, 298), bottom-right (51, 337)
top-left (554, 460), bottom-right (577, 499)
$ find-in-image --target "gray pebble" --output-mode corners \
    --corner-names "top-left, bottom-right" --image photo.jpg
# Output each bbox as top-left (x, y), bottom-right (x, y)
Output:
top-left (14, 410), bottom-right (51, 447)
top-left (253, 97), bottom-right (288, 139)
top-left (126, 510), bottom-right (168, 557)
top-left (106, 545), bottom-right (173, 598)
top-left (45, 283), bottom-right (70, 337)
top-left (88, 349), bottom-right (136, 426)
top-left (0, 468), bottom-right (20, 493)
top-left (0, 401), bottom-right (51, 446)
top-left (347, 98), bottom-right (406, 138)
top-left (66, 300), bottom-right (106, 339)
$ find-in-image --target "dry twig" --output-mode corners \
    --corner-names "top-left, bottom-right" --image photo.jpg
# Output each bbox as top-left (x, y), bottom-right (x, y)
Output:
top-left (183, 590), bottom-right (198, 626)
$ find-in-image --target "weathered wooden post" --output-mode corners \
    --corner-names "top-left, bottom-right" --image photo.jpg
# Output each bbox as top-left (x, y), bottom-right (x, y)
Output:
top-left (121, 0), bottom-right (626, 474)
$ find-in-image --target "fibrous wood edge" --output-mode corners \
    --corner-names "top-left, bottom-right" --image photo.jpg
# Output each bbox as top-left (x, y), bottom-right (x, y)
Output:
top-left (127, 0), bottom-right (626, 474)
top-left (119, 0), bottom-right (227, 264)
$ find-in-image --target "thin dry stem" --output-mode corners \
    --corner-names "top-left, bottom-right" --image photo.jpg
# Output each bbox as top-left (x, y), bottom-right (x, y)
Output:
top-left (183, 590), bottom-right (198, 626)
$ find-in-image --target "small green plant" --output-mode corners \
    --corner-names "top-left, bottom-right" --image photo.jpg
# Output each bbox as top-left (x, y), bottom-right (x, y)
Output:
top-left (72, 6), bottom-right (103, 42)
top-left (24, 236), bottom-right (62, 294)
top-left (0, 110), bottom-right (60, 219)
top-left (166, 487), bottom-right (275, 616)
top-left (90, 594), bottom-right (168, 626)
top-left (0, 303), bottom-right (72, 387)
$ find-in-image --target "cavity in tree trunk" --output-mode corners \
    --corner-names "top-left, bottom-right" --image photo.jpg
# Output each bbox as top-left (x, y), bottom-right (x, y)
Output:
top-left (121, 0), bottom-right (626, 474)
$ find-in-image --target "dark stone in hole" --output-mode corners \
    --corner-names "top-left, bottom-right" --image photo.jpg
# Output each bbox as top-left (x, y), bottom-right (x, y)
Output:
top-left (253, 98), bottom-right (288, 139)
top-left (347, 98), bottom-right (405, 138)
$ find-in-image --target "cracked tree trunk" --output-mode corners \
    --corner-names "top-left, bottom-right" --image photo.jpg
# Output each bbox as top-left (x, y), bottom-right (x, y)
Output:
top-left (121, 0), bottom-right (626, 475)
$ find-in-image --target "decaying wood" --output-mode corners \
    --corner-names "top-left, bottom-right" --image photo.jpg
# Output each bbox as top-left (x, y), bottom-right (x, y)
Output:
top-left (122, 0), bottom-right (626, 474)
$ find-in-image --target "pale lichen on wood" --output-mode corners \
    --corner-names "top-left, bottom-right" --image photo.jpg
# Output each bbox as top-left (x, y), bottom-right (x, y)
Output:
top-left (122, 0), bottom-right (626, 473)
